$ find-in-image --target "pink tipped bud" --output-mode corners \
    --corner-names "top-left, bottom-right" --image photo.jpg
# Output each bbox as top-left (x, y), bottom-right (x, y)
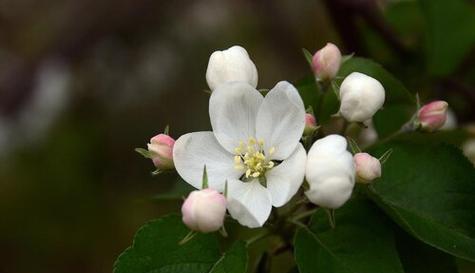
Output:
top-left (354, 152), bottom-right (381, 184)
top-left (147, 134), bottom-right (175, 170)
top-left (418, 101), bottom-right (448, 132)
top-left (304, 113), bottom-right (318, 135)
top-left (181, 189), bottom-right (227, 233)
top-left (311, 43), bottom-right (342, 81)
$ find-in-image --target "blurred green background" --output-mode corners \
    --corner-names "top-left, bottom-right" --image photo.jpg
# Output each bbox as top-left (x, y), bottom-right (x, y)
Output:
top-left (1, 0), bottom-right (475, 272)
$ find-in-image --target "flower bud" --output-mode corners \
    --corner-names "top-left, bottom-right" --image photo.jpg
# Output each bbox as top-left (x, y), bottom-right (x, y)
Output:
top-left (147, 134), bottom-right (175, 170)
top-left (304, 113), bottom-right (318, 135)
top-left (354, 153), bottom-right (381, 183)
top-left (206, 45), bottom-right (258, 91)
top-left (462, 139), bottom-right (475, 166)
top-left (181, 189), bottom-right (227, 233)
top-left (339, 72), bottom-right (385, 122)
top-left (417, 101), bottom-right (448, 132)
top-left (311, 43), bottom-right (342, 81)
top-left (305, 135), bottom-right (355, 209)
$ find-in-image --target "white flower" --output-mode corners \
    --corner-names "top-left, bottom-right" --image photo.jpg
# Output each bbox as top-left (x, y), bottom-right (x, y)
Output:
top-left (206, 45), bottom-right (258, 91)
top-left (173, 81), bottom-right (306, 228)
top-left (339, 72), bottom-right (385, 122)
top-left (305, 135), bottom-right (355, 209)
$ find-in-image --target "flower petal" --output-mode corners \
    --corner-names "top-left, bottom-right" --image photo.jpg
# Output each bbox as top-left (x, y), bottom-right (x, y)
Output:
top-left (256, 81), bottom-right (305, 160)
top-left (266, 143), bottom-right (306, 207)
top-left (209, 81), bottom-right (263, 153)
top-left (227, 179), bottom-right (272, 228)
top-left (173, 132), bottom-right (242, 192)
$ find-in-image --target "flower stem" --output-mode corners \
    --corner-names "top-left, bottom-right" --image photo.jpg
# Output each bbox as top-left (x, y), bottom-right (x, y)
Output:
top-left (291, 208), bottom-right (318, 221)
top-left (246, 230), bottom-right (271, 246)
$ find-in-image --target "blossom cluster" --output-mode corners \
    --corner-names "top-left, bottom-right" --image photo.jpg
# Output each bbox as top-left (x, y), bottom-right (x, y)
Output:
top-left (139, 44), bottom-right (450, 233)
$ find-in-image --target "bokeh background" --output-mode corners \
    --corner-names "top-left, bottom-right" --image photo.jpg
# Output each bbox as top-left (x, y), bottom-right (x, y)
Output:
top-left (1, 0), bottom-right (475, 272)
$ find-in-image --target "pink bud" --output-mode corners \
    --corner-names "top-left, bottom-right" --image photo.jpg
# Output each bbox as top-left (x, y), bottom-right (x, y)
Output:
top-left (304, 113), bottom-right (318, 135)
top-left (181, 189), bottom-right (227, 233)
top-left (354, 153), bottom-right (381, 183)
top-left (311, 43), bottom-right (342, 81)
top-left (418, 101), bottom-right (448, 132)
top-left (147, 134), bottom-right (175, 170)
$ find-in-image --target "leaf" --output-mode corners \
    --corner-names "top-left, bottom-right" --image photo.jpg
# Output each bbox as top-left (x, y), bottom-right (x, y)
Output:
top-left (302, 48), bottom-right (314, 67)
top-left (367, 141), bottom-right (475, 261)
top-left (135, 148), bottom-right (153, 159)
top-left (294, 199), bottom-right (405, 273)
top-left (337, 57), bottom-right (416, 137)
top-left (295, 76), bottom-right (320, 112)
top-left (113, 215), bottom-right (220, 273)
top-left (420, 0), bottom-right (475, 76)
top-left (209, 241), bottom-right (248, 273)
top-left (395, 228), bottom-right (458, 273)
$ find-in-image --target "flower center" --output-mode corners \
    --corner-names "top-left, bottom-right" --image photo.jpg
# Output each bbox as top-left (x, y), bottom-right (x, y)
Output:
top-left (234, 137), bottom-right (275, 179)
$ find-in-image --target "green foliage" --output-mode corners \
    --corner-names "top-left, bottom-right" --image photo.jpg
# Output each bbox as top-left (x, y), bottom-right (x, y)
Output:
top-left (209, 241), bottom-right (248, 273)
top-left (114, 215), bottom-right (248, 273)
top-left (294, 199), bottom-right (404, 273)
top-left (113, 215), bottom-right (220, 273)
top-left (420, 0), bottom-right (475, 76)
top-left (367, 141), bottom-right (475, 261)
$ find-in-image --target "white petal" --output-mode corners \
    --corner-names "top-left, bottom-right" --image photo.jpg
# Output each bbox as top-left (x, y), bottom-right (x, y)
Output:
top-left (173, 132), bottom-right (242, 192)
top-left (266, 143), bottom-right (306, 207)
top-left (209, 82), bottom-right (263, 153)
top-left (256, 81), bottom-right (305, 160)
top-left (227, 179), bottom-right (272, 228)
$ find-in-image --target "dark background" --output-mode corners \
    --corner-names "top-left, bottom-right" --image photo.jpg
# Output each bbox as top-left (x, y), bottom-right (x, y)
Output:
top-left (1, 0), bottom-right (475, 272)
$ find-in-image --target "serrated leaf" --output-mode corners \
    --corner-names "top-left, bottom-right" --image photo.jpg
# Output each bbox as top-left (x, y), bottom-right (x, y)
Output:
top-left (113, 215), bottom-right (220, 273)
top-left (209, 241), bottom-right (248, 273)
top-left (367, 141), bottom-right (475, 261)
top-left (294, 199), bottom-right (404, 273)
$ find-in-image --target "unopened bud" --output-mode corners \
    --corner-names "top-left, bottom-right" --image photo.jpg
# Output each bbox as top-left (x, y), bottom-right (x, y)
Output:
top-left (311, 43), bottom-right (342, 81)
top-left (181, 189), bottom-right (227, 233)
top-left (206, 45), bottom-right (258, 91)
top-left (339, 72), bottom-right (385, 122)
top-left (147, 134), bottom-right (175, 170)
top-left (418, 101), bottom-right (448, 132)
top-left (354, 152), bottom-right (381, 183)
top-left (305, 135), bottom-right (355, 209)
top-left (304, 113), bottom-right (318, 135)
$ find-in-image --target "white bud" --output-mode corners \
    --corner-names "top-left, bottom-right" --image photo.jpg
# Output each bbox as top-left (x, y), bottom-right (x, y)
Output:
top-left (206, 45), bottom-right (258, 91)
top-left (339, 72), bottom-right (385, 122)
top-left (354, 152), bottom-right (381, 183)
top-left (305, 135), bottom-right (355, 209)
top-left (181, 189), bottom-right (227, 233)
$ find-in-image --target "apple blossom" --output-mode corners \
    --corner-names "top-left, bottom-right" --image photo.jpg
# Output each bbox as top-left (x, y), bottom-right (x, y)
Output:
top-left (206, 45), bottom-right (258, 91)
top-left (418, 101), bottom-right (448, 132)
top-left (181, 188), bottom-right (227, 233)
top-left (354, 152), bottom-right (381, 183)
top-left (173, 81), bottom-right (306, 228)
top-left (339, 72), bottom-right (385, 122)
top-left (304, 113), bottom-right (318, 135)
top-left (147, 134), bottom-right (175, 170)
top-left (305, 135), bottom-right (355, 209)
top-left (311, 43), bottom-right (342, 81)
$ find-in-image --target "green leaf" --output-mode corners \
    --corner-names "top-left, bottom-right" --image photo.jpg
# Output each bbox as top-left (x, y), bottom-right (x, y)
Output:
top-left (337, 57), bottom-right (416, 137)
top-left (367, 141), bottom-right (475, 261)
top-left (420, 0), bottom-right (475, 76)
top-left (135, 148), bottom-right (153, 159)
top-left (302, 48), bottom-right (314, 67)
top-left (295, 76), bottom-right (320, 112)
top-left (209, 241), bottom-right (248, 273)
top-left (294, 199), bottom-right (404, 273)
top-left (395, 228), bottom-right (458, 273)
top-left (113, 215), bottom-right (220, 273)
